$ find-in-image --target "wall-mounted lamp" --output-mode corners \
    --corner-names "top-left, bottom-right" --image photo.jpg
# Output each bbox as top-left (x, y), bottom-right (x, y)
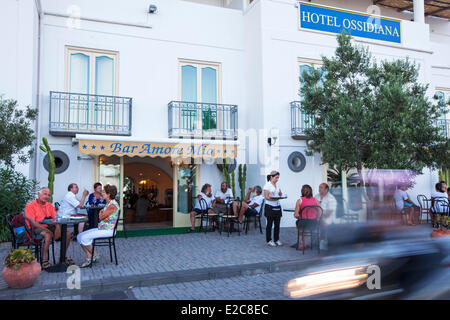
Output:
top-left (267, 137), bottom-right (278, 146)
top-left (148, 4), bottom-right (157, 14)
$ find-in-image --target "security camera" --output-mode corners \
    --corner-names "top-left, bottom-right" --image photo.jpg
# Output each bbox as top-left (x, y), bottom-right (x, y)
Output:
top-left (148, 4), bottom-right (157, 14)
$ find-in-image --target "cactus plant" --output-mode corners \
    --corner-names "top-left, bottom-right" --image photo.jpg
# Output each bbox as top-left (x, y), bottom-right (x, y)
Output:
top-left (39, 137), bottom-right (55, 203)
top-left (238, 164), bottom-right (248, 200)
top-left (221, 158), bottom-right (230, 187)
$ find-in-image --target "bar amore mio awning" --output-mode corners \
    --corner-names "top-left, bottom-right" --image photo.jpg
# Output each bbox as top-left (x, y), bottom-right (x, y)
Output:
top-left (76, 134), bottom-right (238, 159)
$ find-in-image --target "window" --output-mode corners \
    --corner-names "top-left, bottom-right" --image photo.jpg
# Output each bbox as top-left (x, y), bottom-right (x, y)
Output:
top-left (65, 46), bottom-right (118, 128)
top-left (297, 58), bottom-right (322, 130)
top-left (435, 88), bottom-right (450, 120)
top-left (179, 59), bottom-right (221, 132)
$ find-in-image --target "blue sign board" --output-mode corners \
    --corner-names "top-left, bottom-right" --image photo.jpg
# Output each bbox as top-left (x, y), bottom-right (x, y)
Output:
top-left (299, 2), bottom-right (401, 44)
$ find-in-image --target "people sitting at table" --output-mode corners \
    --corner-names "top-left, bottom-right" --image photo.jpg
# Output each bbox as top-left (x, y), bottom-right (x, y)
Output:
top-left (293, 185), bottom-right (320, 250)
top-left (431, 182), bottom-right (449, 218)
top-left (214, 181), bottom-right (233, 215)
top-left (59, 183), bottom-right (89, 234)
top-left (87, 182), bottom-right (107, 230)
top-left (25, 187), bottom-right (74, 269)
top-left (314, 183), bottom-right (337, 250)
top-left (232, 186), bottom-right (264, 223)
top-left (77, 184), bottom-right (120, 268)
top-left (188, 183), bottom-right (216, 233)
top-left (394, 184), bottom-right (419, 225)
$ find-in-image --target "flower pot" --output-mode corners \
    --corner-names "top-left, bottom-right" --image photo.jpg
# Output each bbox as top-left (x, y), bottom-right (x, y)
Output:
top-left (2, 259), bottom-right (41, 289)
top-left (430, 229), bottom-right (450, 239)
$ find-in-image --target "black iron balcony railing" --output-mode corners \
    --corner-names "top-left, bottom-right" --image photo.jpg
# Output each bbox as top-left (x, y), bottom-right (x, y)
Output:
top-left (168, 101), bottom-right (238, 140)
top-left (49, 91), bottom-right (132, 136)
top-left (435, 119), bottom-right (450, 140)
top-left (290, 101), bottom-right (314, 139)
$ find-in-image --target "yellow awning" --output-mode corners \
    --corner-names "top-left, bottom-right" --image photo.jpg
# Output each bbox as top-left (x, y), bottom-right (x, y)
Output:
top-left (78, 138), bottom-right (237, 159)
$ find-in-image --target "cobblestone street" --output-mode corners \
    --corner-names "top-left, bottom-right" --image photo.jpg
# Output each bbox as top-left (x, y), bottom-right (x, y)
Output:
top-left (0, 227), bottom-right (319, 299)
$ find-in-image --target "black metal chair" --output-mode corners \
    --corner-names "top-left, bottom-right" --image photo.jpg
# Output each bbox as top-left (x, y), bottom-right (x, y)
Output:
top-left (23, 212), bottom-right (56, 264)
top-left (89, 210), bottom-right (121, 268)
top-left (432, 198), bottom-right (449, 229)
top-left (219, 198), bottom-right (241, 237)
top-left (118, 204), bottom-right (128, 238)
top-left (196, 198), bottom-right (218, 233)
top-left (296, 205), bottom-right (323, 255)
top-left (19, 214), bottom-right (44, 263)
top-left (7, 213), bottom-right (53, 263)
top-left (5, 214), bottom-right (28, 250)
top-left (417, 195), bottom-right (431, 224)
top-left (243, 199), bottom-right (263, 235)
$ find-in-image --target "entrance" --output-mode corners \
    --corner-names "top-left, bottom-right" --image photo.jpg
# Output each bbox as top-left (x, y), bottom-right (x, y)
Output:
top-left (123, 156), bottom-right (173, 230)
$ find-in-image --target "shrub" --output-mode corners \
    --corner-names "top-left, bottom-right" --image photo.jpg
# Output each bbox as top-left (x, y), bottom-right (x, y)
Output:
top-left (0, 168), bottom-right (38, 242)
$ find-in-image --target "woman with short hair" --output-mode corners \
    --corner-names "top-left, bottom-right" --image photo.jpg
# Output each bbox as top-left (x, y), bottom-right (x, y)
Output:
top-left (77, 184), bottom-right (119, 267)
top-left (294, 184), bottom-right (320, 250)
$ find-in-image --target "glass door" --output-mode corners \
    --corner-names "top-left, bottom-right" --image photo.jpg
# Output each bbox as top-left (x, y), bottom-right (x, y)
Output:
top-left (180, 61), bottom-right (219, 136)
top-left (176, 164), bottom-right (198, 214)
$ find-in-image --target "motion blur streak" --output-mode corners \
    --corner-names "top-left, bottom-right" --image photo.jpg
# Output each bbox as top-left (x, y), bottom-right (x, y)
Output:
top-left (285, 265), bottom-right (369, 298)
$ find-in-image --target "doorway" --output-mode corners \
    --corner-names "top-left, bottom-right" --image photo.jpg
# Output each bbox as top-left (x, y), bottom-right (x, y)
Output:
top-left (123, 156), bottom-right (173, 230)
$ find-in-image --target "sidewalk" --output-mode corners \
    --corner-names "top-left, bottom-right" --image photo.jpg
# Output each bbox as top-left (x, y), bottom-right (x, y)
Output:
top-left (0, 227), bottom-right (318, 299)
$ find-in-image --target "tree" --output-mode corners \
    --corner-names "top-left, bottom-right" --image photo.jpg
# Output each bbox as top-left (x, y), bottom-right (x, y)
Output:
top-left (0, 96), bottom-right (38, 168)
top-left (301, 32), bottom-right (449, 180)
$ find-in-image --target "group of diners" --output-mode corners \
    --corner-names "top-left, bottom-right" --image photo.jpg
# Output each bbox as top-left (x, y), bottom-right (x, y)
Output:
top-left (23, 182), bottom-right (120, 269)
top-left (186, 170), bottom-right (338, 252)
top-left (187, 181), bottom-right (265, 233)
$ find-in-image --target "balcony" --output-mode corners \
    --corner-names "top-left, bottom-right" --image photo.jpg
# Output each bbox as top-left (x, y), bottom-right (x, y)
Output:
top-left (290, 101), bottom-right (314, 140)
top-left (168, 101), bottom-right (238, 140)
top-left (49, 91), bottom-right (132, 136)
top-left (436, 119), bottom-right (450, 140)
top-left (290, 101), bottom-right (449, 141)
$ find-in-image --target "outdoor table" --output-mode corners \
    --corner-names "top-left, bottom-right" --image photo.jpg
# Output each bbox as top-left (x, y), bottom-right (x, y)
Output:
top-left (42, 216), bottom-right (88, 273)
top-left (218, 198), bottom-right (236, 234)
top-left (81, 204), bottom-right (106, 228)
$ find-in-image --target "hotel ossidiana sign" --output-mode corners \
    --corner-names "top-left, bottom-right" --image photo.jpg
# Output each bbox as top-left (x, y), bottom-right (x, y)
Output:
top-left (299, 2), bottom-right (401, 44)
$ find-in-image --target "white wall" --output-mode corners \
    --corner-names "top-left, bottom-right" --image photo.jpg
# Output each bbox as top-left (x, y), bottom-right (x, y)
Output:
top-left (0, 0), bottom-right (39, 177)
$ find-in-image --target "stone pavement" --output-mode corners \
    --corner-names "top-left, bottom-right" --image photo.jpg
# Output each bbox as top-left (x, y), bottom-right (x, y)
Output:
top-left (52, 270), bottom-right (302, 300)
top-left (0, 227), bottom-right (319, 299)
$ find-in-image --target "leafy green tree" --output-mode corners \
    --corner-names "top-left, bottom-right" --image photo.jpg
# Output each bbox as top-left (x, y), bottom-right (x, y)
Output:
top-left (0, 96), bottom-right (38, 168)
top-left (301, 32), bottom-right (449, 180)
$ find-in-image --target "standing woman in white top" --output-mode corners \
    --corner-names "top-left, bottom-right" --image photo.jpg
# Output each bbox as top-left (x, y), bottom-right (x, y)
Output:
top-left (263, 171), bottom-right (283, 247)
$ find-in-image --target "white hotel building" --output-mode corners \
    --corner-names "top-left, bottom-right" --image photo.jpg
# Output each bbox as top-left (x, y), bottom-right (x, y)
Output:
top-left (1, 0), bottom-right (449, 231)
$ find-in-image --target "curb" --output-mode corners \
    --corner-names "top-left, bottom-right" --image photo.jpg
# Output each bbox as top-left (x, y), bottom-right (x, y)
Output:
top-left (0, 257), bottom-right (321, 300)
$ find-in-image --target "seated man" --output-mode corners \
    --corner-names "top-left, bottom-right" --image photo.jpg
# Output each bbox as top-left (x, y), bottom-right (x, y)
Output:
top-left (59, 183), bottom-right (89, 234)
top-left (394, 184), bottom-right (419, 225)
top-left (232, 186), bottom-right (264, 223)
top-left (188, 184), bottom-right (216, 233)
top-left (314, 183), bottom-right (337, 250)
top-left (214, 181), bottom-right (233, 215)
top-left (431, 182), bottom-right (449, 219)
top-left (25, 187), bottom-right (73, 269)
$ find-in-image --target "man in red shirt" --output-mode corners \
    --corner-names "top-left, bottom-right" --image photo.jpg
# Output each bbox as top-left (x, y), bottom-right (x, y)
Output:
top-left (25, 187), bottom-right (73, 269)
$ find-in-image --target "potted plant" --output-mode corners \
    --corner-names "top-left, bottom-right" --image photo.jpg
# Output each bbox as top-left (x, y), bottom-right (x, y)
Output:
top-left (2, 248), bottom-right (41, 289)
